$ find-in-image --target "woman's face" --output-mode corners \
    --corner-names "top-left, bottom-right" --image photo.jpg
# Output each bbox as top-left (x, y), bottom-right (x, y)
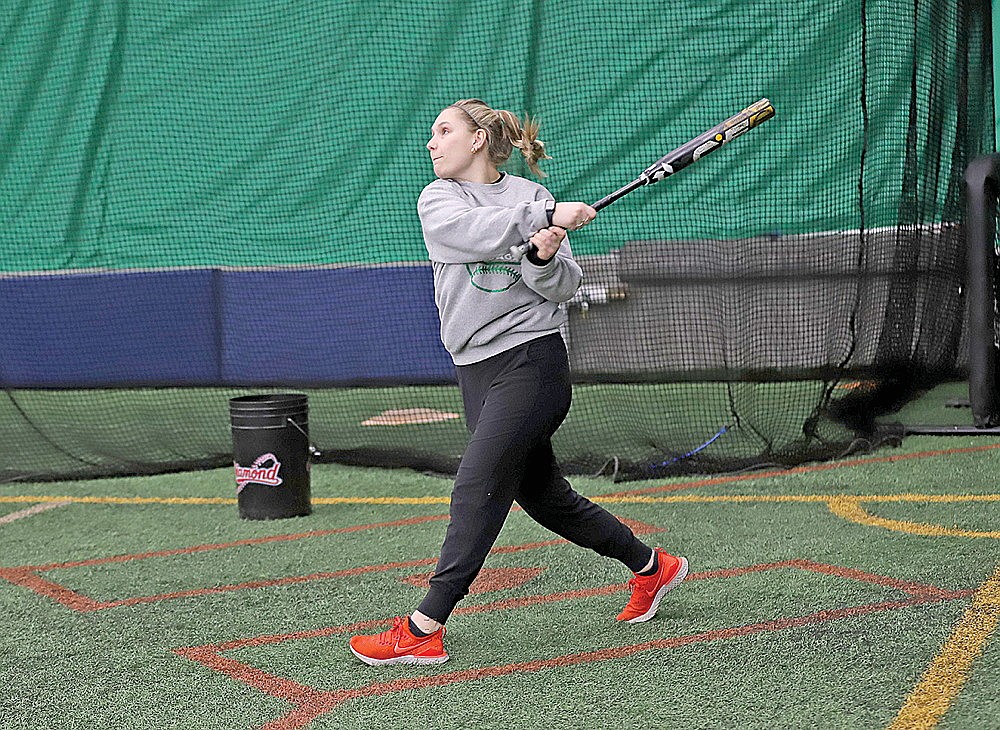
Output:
top-left (427, 107), bottom-right (483, 180)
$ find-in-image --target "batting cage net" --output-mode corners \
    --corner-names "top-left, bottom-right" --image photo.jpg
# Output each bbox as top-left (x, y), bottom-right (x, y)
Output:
top-left (0, 0), bottom-right (994, 482)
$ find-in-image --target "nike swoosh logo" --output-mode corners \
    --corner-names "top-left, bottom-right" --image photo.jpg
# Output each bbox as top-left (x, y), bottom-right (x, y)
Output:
top-left (393, 637), bottom-right (435, 655)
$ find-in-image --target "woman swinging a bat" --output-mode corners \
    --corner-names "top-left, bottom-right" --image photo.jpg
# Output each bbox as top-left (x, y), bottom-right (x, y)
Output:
top-left (348, 98), bottom-right (689, 666)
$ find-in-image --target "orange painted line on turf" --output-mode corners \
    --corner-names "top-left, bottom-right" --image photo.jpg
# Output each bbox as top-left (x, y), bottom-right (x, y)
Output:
top-left (178, 562), bottom-right (792, 655)
top-left (19, 514), bottom-right (451, 572)
top-left (94, 546), bottom-right (578, 610)
top-left (177, 561), bottom-right (952, 666)
top-left (783, 559), bottom-right (962, 599)
top-left (184, 560), bottom-right (954, 655)
top-left (31, 539), bottom-right (567, 612)
top-left (95, 558), bottom-right (444, 611)
top-left (690, 560), bottom-right (962, 600)
top-left (178, 582), bottom-right (634, 657)
top-left (0, 567), bottom-right (105, 612)
top-left (2, 514), bottom-right (662, 612)
top-left (601, 442), bottom-right (1000, 497)
top-left (888, 565), bottom-right (1000, 730)
top-left (173, 560), bottom-right (969, 730)
top-left (267, 597), bottom-right (952, 730)
top-left (0, 514), bottom-right (448, 612)
top-left (174, 647), bottom-right (325, 706)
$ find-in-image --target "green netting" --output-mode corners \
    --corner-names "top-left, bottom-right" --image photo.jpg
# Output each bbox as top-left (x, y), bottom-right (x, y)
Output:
top-left (0, 0), bottom-right (994, 481)
top-left (4, 0), bottom-right (983, 270)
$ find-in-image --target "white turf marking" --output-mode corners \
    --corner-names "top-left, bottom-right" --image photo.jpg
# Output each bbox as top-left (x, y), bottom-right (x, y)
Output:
top-left (0, 500), bottom-right (71, 525)
top-left (361, 408), bottom-right (461, 426)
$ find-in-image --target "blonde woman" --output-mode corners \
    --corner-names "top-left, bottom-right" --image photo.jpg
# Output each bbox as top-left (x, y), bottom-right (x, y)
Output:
top-left (349, 99), bottom-right (688, 665)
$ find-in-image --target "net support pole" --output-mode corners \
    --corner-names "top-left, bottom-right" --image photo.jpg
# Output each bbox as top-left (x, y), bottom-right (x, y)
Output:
top-left (894, 155), bottom-right (1000, 436)
top-left (965, 155), bottom-right (1000, 427)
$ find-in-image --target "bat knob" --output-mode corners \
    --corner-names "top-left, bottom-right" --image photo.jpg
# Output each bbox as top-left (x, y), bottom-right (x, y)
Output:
top-left (510, 242), bottom-right (532, 259)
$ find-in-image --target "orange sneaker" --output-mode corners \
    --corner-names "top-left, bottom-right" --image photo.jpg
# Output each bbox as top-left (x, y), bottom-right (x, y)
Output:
top-left (616, 548), bottom-right (688, 623)
top-left (349, 617), bottom-right (449, 666)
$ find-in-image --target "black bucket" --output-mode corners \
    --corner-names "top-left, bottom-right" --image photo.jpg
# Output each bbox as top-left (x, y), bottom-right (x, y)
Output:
top-left (229, 394), bottom-right (312, 520)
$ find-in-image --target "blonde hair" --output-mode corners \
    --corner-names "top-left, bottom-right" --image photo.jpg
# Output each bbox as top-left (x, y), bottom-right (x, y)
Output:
top-left (448, 99), bottom-right (551, 178)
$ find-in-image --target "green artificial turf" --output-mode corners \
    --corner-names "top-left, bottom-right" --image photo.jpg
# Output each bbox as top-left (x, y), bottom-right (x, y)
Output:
top-left (2, 384), bottom-right (1000, 729)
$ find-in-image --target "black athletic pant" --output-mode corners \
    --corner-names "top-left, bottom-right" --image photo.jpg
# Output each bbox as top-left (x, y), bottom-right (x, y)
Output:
top-left (417, 333), bottom-right (652, 623)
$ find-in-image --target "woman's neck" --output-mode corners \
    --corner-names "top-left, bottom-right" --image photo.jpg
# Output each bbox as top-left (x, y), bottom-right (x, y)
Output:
top-left (455, 161), bottom-right (502, 184)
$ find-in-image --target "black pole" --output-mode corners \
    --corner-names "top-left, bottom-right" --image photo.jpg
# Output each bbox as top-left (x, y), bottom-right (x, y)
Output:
top-left (965, 154), bottom-right (1000, 427)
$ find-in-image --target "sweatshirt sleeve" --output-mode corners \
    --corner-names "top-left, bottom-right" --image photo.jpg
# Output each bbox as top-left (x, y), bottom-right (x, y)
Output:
top-left (521, 238), bottom-right (583, 303)
top-left (418, 181), bottom-right (551, 263)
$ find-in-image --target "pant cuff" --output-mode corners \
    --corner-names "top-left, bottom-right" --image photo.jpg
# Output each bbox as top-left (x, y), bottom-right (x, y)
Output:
top-left (417, 586), bottom-right (462, 624)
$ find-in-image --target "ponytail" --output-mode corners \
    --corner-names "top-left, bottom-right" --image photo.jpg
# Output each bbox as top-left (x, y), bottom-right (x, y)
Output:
top-left (497, 110), bottom-right (549, 178)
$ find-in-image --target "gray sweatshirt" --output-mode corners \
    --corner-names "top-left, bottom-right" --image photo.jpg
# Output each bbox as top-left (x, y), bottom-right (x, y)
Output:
top-left (417, 174), bottom-right (583, 365)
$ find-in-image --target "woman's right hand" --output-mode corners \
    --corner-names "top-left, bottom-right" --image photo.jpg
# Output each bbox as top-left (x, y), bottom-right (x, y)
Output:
top-left (552, 202), bottom-right (597, 231)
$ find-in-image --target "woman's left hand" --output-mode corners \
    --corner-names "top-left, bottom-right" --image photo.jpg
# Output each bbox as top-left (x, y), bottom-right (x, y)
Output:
top-left (528, 226), bottom-right (567, 261)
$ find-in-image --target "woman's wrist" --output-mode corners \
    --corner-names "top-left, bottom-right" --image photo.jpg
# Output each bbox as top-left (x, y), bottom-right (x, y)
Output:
top-left (526, 246), bottom-right (554, 265)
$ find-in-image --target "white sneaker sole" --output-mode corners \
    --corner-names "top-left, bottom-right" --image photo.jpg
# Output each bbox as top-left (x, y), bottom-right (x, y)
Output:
top-left (625, 556), bottom-right (689, 624)
top-left (349, 645), bottom-right (450, 666)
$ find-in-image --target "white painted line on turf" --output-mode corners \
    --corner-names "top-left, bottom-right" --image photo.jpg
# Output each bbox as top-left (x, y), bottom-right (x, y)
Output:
top-left (0, 500), bottom-right (71, 525)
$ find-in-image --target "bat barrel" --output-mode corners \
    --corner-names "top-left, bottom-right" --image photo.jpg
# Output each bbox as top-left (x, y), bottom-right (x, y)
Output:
top-left (643, 97), bottom-right (775, 182)
top-left (512, 98), bottom-right (775, 259)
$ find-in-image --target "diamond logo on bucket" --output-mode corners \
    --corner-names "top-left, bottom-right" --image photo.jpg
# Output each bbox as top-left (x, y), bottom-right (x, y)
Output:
top-left (234, 453), bottom-right (283, 493)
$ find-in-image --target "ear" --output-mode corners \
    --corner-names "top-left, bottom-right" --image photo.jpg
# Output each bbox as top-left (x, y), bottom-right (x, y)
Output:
top-left (472, 128), bottom-right (487, 153)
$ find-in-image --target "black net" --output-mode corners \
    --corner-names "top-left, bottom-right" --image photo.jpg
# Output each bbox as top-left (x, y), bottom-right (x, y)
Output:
top-left (0, 0), bottom-right (994, 482)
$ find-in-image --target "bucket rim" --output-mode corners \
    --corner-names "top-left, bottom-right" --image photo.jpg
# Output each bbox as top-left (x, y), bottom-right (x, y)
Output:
top-left (230, 395), bottom-right (308, 414)
top-left (230, 404), bottom-right (309, 413)
top-left (230, 393), bottom-right (308, 404)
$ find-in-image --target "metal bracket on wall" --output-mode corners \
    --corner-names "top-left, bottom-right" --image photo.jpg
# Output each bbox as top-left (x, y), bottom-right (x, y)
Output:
top-left (565, 283), bottom-right (628, 317)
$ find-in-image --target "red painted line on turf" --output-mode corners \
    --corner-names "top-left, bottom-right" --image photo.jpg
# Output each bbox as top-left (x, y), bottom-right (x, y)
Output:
top-left (181, 581), bottom-right (647, 656)
top-left (19, 514), bottom-right (450, 572)
top-left (272, 595), bottom-right (953, 730)
top-left (96, 558), bottom-right (445, 610)
top-left (2, 514), bottom-right (661, 612)
top-left (172, 559), bottom-right (924, 654)
top-left (783, 559), bottom-right (963, 599)
top-left (401, 567), bottom-right (546, 594)
top-left (611, 516), bottom-right (664, 535)
top-left (0, 568), bottom-right (105, 612)
top-left (601, 442), bottom-right (1000, 497)
top-left (174, 647), bottom-right (325, 706)
top-left (692, 559), bottom-right (964, 599)
top-left (66, 553), bottom-right (957, 616)
top-left (174, 557), bottom-right (972, 730)
top-left (217, 581), bottom-right (972, 730)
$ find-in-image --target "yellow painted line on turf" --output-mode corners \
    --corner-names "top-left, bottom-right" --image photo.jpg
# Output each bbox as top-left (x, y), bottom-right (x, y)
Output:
top-left (596, 494), bottom-right (833, 504)
top-left (0, 493), bottom-right (879, 506)
top-left (0, 495), bottom-right (237, 505)
top-left (596, 493), bottom-right (1000, 505)
top-left (861, 494), bottom-right (1000, 504)
top-left (315, 496), bottom-right (450, 504)
top-left (827, 498), bottom-right (1000, 539)
top-left (887, 565), bottom-right (1000, 730)
top-left (1, 493), bottom-right (999, 511)
top-left (0, 495), bottom-right (450, 505)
